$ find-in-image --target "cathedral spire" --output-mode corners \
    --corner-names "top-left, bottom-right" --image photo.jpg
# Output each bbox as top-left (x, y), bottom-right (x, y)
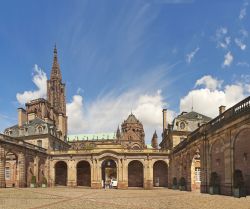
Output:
top-left (116, 125), bottom-right (121, 139)
top-left (50, 44), bottom-right (62, 80)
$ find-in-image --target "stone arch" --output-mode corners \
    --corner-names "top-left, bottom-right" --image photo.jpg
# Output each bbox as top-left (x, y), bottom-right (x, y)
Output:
top-left (210, 138), bottom-right (225, 194)
top-left (77, 161), bottom-right (91, 187)
top-left (5, 151), bottom-right (18, 187)
top-left (190, 149), bottom-right (201, 191)
top-left (131, 143), bottom-right (141, 150)
top-left (128, 160), bottom-right (144, 187)
top-left (233, 128), bottom-right (250, 195)
top-left (98, 152), bottom-right (119, 161)
top-left (26, 156), bottom-right (35, 186)
top-left (101, 159), bottom-right (117, 188)
top-left (153, 160), bottom-right (168, 187)
top-left (55, 161), bottom-right (67, 186)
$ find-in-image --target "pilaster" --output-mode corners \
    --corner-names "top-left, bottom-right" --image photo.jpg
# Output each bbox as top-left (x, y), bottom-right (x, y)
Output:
top-left (0, 146), bottom-right (5, 188)
top-left (18, 152), bottom-right (26, 187)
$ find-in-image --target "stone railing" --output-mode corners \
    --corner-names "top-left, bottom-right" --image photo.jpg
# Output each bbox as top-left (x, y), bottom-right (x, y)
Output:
top-left (207, 96), bottom-right (250, 130)
top-left (51, 148), bottom-right (169, 155)
top-left (0, 133), bottom-right (47, 153)
top-left (173, 96), bottom-right (250, 154)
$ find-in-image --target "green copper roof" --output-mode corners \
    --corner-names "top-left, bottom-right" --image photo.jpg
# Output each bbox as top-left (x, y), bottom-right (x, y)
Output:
top-left (67, 132), bottom-right (116, 141)
top-left (146, 144), bottom-right (153, 149)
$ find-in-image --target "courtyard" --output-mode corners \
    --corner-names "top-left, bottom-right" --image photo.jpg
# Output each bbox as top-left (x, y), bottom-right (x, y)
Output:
top-left (0, 188), bottom-right (249, 209)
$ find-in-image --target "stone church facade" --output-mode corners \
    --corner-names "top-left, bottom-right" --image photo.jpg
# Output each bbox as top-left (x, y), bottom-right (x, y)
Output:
top-left (0, 47), bottom-right (169, 189)
top-left (0, 47), bottom-right (249, 196)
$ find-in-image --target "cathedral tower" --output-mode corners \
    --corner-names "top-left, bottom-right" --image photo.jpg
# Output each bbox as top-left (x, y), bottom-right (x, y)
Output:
top-left (47, 45), bottom-right (66, 114)
top-left (47, 46), bottom-right (67, 139)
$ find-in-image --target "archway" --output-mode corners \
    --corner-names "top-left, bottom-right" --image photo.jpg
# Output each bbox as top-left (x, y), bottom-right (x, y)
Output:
top-left (101, 159), bottom-right (117, 188)
top-left (191, 150), bottom-right (201, 191)
top-left (153, 160), bottom-right (168, 187)
top-left (55, 161), bottom-right (67, 186)
top-left (5, 152), bottom-right (18, 187)
top-left (128, 160), bottom-right (143, 187)
top-left (234, 129), bottom-right (250, 195)
top-left (77, 161), bottom-right (91, 187)
top-left (211, 140), bottom-right (224, 194)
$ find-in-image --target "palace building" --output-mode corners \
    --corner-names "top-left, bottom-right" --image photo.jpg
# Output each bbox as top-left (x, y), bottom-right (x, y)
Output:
top-left (0, 47), bottom-right (249, 196)
top-left (0, 47), bottom-right (169, 189)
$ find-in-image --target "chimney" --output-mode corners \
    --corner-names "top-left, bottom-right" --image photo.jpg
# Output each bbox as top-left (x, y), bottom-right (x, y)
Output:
top-left (219, 105), bottom-right (226, 115)
top-left (162, 109), bottom-right (167, 132)
top-left (18, 108), bottom-right (27, 127)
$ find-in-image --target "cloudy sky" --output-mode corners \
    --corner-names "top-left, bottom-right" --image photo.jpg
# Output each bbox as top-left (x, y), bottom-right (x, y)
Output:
top-left (1, 0), bottom-right (250, 143)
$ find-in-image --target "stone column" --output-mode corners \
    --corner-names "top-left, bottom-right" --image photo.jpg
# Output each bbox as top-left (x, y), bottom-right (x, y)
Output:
top-left (18, 152), bottom-right (26, 187)
top-left (0, 146), bottom-right (5, 188)
top-left (49, 159), bottom-right (54, 187)
top-left (117, 158), bottom-right (127, 189)
top-left (168, 157), bottom-right (173, 188)
top-left (144, 158), bottom-right (153, 189)
top-left (34, 156), bottom-right (39, 183)
top-left (67, 160), bottom-right (76, 187)
top-left (201, 136), bottom-right (209, 193)
top-left (186, 159), bottom-right (192, 191)
top-left (45, 157), bottom-right (51, 187)
top-left (91, 158), bottom-right (102, 189)
top-left (224, 141), bottom-right (232, 195)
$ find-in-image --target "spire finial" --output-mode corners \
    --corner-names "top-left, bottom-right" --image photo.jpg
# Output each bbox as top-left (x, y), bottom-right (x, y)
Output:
top-left (50, 44), bottom-right (62, 80)
top-left (54, 44), bottom-right (57, 57)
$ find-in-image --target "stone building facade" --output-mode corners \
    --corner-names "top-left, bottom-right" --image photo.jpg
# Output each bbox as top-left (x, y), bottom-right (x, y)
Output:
top-left (164, 99), bottom-right (250, 196)
top-left (0, 47), bottom-right (169, 189)
top-left (1, 47), bottom-right (249, 196)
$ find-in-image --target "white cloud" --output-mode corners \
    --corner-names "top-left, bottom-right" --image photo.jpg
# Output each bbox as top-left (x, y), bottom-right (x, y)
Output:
top-left (186, 47), bottom-right (200, 63)
top-left (67, 95), bottom-right (86, 133)
top-left (240, 28), bottom-right (248, 38)
top-left (237, 61), bottom-right (250, 67)
top-left (77, 87), bottom-right (84, 95)
top-left (234, 29), bottom-right (248, 50)
top-left (66, 89), bottom-right (175, 143)
top-left (239, 8), bottom-right (247, 20)
top-left (195, 75), bottom-right (223, 91)
top-left (215, 27), bottom-right (231, 49)
top-left (235, 38), bottom-right (247, 50)
top-left (216, 27), bottom-right (228, 37)
top-left (222, 51), bottom-right (233, 67)
top-left (180, 76), bottom-right (248, 118)
top-left (239, 1), bottom-right (249, 20)
top-left (16, 65), bottom-right (47, 105)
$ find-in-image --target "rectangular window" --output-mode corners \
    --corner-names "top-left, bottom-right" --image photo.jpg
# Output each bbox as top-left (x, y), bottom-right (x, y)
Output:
top-left (195, 167), bottom-right (201, 182)
top-left (5, 167), bottom-right (10, 180)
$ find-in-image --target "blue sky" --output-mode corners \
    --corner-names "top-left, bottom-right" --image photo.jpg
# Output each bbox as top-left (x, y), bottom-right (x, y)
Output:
top-left (1, 0), bottom-right (250, 143)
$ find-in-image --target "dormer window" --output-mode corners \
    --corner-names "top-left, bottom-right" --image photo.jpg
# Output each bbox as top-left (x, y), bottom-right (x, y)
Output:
top-left (38, 126), bottom-right (43, 133)
top-left (180, 122), bottom-right (185, 130)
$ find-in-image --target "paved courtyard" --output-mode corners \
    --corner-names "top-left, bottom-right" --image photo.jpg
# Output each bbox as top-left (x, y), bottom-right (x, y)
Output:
top-left (0, 188), bottom-right (249, 209)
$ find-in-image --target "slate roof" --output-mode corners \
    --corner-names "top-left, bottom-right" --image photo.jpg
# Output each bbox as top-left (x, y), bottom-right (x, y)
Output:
top-left (125, 113), bottom-right (140, 123)
top-left (176, 111), bottom-right (211, 122)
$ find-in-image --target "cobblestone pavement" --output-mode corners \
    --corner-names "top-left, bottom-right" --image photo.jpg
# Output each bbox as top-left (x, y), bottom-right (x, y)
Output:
top-left (0, 188), bottom-right (250, 209)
